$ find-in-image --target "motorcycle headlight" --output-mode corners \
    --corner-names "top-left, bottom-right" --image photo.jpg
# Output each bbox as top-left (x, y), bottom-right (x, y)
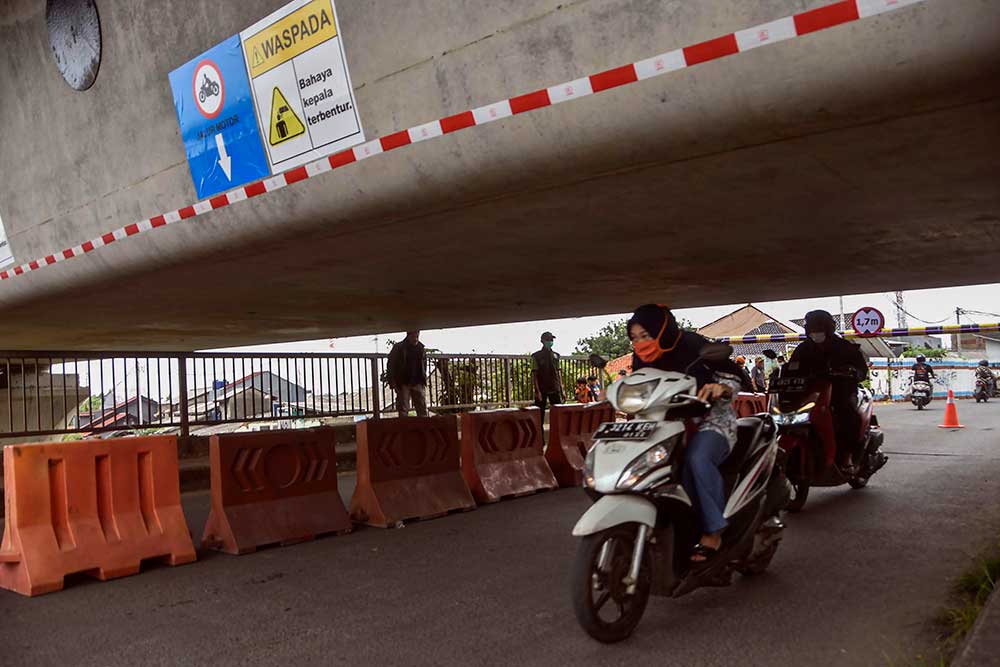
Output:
top-left (616, 433), bottom-right (680, 490)
top-left (616, 379), bottom-right (660, 415)
top-left (773, 401), bottom-right (815, 426)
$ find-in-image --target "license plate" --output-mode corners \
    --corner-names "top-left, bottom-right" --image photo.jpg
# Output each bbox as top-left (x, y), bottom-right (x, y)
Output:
top-left (594, 421), bottom-right (657, 440)
top-left (774, 377), bottom-right (807, 391)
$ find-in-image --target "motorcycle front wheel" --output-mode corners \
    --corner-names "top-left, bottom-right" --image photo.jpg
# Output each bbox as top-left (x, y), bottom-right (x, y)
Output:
top-left (571, 524), bottom-right (651, 643)
top-left (786, 479), bottom-right (810, 513)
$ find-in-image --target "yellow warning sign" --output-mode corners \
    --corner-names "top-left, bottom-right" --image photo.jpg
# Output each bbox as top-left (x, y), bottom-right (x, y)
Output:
top-left (243, 0), bottom-right (337, 79)
top-left (269, 87), bottom-right (306, 146)
top-left (250, 45), bottom-right (265, 71)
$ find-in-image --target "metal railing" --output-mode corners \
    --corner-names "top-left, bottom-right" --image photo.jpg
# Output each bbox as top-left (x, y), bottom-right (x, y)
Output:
top-left (0, 350), bottom-right (602, 439)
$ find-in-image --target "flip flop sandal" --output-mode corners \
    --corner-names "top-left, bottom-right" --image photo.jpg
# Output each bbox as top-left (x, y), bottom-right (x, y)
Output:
top-left (690, 542), bottom-right (720, 563)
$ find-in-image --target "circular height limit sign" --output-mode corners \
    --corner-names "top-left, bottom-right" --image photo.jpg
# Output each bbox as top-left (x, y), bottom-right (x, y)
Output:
top-left (852, 307), bottom-right (885, 337)
top-left (193, 59), bottom-right (225, 119)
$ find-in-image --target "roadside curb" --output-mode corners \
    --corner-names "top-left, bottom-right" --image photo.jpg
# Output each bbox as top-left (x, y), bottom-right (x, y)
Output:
top-left (952, 587), bottom-right (1000, 666)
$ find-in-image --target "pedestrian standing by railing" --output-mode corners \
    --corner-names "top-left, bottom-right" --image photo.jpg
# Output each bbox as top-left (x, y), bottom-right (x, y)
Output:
top-left (387, 331), bottom-right (428, 417)
top-left (532, 331), bottom-right (564, 424)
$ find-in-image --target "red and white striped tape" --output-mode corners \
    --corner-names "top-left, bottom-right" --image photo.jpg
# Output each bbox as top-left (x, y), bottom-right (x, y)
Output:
top-left (0, 0), bottom-right (923, 283)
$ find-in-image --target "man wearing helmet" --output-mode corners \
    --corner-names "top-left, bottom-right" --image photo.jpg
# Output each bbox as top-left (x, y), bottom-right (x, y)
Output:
top-left (976, 360), bottom-right (996, 395)
top-left (788, 310), bottom-right (869, 468)
top-left (911, 354), bottom-right (936, 384)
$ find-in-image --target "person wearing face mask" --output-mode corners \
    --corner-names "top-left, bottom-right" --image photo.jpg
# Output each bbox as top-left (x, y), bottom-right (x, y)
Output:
top-left (628, 304), bottom-right (749, 564)
top-left (532, 331), bottom-right (564, 424)
top-left (788, 310), bottom-right (868, 467)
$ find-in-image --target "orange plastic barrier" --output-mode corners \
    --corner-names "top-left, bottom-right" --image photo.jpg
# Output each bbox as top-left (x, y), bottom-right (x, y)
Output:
top-left (545, 402), bottom-right (615, 487)
top-left (0, 436), bottom-right (195, 597)
top-left (460, 408), bottom-right (558, 503)
top-left (201, 428), bottom-right (352, 555)
top-left (350, 416), bottom-right (476, 527)
top-left (735, 393), bottom-right (768, 418)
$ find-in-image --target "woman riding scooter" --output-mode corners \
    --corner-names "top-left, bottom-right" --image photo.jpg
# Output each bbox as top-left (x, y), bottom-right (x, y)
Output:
top-left (627, 305), bottom-right (748, 563)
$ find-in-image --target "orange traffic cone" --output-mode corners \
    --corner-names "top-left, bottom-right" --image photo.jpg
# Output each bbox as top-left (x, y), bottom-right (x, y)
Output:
top-left (938, 389), bottom-right (965, 429)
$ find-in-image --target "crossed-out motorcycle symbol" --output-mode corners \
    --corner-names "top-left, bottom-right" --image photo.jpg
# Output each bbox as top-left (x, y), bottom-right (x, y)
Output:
top-left (198, 74), bottom-right (220, 104)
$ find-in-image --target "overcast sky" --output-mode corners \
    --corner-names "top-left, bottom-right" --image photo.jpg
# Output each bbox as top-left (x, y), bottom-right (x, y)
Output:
top-left (214, 282), bottom-right (1000, 356)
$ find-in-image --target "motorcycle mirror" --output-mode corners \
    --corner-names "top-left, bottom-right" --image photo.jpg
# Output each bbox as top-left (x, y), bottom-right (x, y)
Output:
top-left (589, 354), bottom-right (608, 370)
top-left (762, 349), bottom-right (779, 360)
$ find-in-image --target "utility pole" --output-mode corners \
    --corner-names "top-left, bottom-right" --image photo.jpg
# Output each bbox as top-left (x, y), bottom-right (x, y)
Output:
top-left (895, 291), bottom-right (907, 329)
top-left (956, 307), bottom-right (963, 357)
top-left (839, 296), bottom-right (845, 331)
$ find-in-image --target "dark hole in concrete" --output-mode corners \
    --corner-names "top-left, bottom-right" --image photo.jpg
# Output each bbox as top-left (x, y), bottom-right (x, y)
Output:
top-left (46, 0), bottom-right (102, 91)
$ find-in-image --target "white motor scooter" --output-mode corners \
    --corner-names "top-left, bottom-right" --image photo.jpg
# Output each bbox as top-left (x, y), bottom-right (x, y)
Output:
top-left (571, 345), bottom-right (790, 643)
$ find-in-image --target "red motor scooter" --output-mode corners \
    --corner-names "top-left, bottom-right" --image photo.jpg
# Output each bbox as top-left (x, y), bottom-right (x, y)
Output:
top-left (763, 353), bottom-right (888, 513)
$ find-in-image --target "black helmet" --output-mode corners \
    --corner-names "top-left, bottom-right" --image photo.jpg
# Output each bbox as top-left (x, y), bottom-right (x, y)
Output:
top-left (980, 359), bottom-right (990, 367)
top-left (804, 310), bottom-right (837, 335)
top-left (916, 355), bottom-right (926, 363)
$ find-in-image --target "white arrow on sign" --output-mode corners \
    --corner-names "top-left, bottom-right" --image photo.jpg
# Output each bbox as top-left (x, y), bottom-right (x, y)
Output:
top-left (215, 134), bottom-right (232, 181)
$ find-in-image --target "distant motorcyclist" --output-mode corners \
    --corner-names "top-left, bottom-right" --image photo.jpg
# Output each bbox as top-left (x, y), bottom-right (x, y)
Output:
top-left (788, 310), bottom-right (868, 468)
top-left (976, 360), bottom-right (996, 393)
top-left (911, 355), bottom-right (936, 383)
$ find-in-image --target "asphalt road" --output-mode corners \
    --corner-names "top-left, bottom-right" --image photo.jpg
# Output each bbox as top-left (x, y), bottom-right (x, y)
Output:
top-left (3, 402), bottom-right (1000, 666)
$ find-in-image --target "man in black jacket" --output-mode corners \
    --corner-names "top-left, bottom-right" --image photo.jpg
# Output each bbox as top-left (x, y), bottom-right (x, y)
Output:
top-left (788, 310), bottom-right (868, 467)
top-left (531, 331), bottom-right (564, 424)
top-left (387, 331), bottom-right (428, 417)
top-left (911, 355), bottom-right (936, 383)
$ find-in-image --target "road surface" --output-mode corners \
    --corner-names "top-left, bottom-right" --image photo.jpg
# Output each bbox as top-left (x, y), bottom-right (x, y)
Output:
top-left (3, 402), bottom-right (1000, 665)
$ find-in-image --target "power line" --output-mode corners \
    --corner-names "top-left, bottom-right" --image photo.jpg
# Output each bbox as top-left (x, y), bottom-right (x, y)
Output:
top-left (960, 309), bottom-right (1000, 320)
top-left (881, 294), bottom-right (951, 325)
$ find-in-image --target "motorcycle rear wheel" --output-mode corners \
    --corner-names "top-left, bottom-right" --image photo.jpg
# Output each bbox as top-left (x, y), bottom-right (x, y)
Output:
top-left (572, 525), bottom-right (651, 643)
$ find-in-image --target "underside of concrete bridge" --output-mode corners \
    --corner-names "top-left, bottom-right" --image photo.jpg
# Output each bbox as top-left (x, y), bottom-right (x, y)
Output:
top-left (0, 0), bottom-right (998, 350)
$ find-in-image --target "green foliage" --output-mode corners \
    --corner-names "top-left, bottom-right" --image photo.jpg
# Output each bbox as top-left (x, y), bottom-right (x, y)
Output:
top-left (434, 358), bottom-right (484, 412)
top-left (902, 347), bottom-right (948, 359)
top-left (574, 319), bottom-right (631, 359)
top-left (78, 394), bottom-right (104, 413)
top-left (944, 552), bottom-right (1000, 641)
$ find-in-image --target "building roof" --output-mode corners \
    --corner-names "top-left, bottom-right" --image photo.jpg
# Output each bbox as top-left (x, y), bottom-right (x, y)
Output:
top-left (790, 313), bottom-right (854, 330)
top-left (699, 304), bottom-right (798, 339)
top-left (605, 354), bottom-right (632, 377)
top-left (729, 322), bottom-right (797, 358)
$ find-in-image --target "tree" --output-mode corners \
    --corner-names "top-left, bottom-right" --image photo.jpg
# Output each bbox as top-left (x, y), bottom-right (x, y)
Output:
top-left (574, 316), bottom-right (697, 359)
top-left (575, 319), bottom-right (631, 359)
